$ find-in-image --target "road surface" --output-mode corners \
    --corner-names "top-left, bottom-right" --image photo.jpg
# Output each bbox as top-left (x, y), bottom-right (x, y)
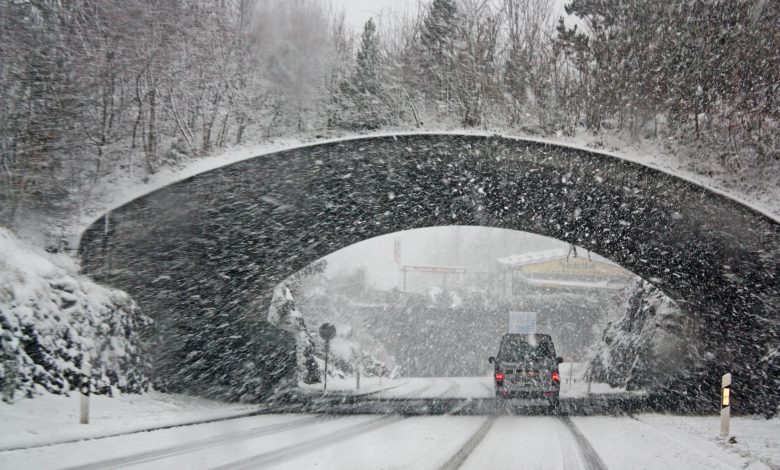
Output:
top-left (0, 377), bottom-right (772, 470)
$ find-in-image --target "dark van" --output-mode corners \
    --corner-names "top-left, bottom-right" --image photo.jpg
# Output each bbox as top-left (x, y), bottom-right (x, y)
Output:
top-left (489, 333), bottom-right (563, 409)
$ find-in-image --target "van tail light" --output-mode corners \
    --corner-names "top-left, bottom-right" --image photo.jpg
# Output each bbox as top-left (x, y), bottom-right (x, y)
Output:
top-left (551, 371), bottom-right (560, 382)
top-left (495, 372), bottom-right (505, 381)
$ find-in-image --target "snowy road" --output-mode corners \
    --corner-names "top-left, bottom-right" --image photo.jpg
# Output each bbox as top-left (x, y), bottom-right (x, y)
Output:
top-left (1, 378), bottom-right (776, 469)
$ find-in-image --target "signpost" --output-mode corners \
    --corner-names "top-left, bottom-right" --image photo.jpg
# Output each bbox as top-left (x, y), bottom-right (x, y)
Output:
top-left (508, 311), bottom-right (537, 334)
top-left (319, 323), bottom-right (336, 391)
top-left (721, 373), bottom-right (731, 437)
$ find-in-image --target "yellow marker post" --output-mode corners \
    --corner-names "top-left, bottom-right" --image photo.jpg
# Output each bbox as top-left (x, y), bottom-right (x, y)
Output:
top-left (720, 373), bottom-right (731, 437)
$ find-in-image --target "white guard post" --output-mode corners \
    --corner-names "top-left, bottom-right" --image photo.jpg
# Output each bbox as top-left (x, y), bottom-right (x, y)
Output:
top-left (80, 362), bottom-right (91, 425)
top-left (720, 373), bottom-right (731, 437)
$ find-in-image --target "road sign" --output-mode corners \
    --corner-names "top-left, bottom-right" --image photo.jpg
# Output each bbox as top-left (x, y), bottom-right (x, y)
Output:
top-left (319, 323), bottom-right (336, 391)
top-left (319, 323), bottom-right (336, 341)
top-left (508, 311), bottom-right (537, 334)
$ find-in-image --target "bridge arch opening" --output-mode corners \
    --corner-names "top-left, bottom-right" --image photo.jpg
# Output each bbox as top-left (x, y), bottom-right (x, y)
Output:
top-left (274, 226), bottom-right (691, 399)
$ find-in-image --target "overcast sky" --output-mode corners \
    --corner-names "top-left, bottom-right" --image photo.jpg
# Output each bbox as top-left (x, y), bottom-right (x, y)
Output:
top-left (335, 0), bottom-right (420, 31)
top-left (336, 0), bottom-right (574, 32)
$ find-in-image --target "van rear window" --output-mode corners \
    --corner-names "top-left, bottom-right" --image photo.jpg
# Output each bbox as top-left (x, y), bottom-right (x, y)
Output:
top-left (498, 338), bottom-right (554, 362)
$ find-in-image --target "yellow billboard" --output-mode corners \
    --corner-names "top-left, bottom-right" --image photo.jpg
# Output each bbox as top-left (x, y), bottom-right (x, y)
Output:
top-left (521, 257), bottom-right (627, 280)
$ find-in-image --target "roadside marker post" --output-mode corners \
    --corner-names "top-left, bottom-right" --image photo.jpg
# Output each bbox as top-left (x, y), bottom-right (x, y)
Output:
top-left (586, 366), bottom-right (592, 395)
top-left (720, 373), bottom-right (731, 437)
top-left (80, 361), bottom-right (91, 425)
top-left (569, 356), bottom-right (575, 391)
top-left (319, 323), bottom-right (336, 392)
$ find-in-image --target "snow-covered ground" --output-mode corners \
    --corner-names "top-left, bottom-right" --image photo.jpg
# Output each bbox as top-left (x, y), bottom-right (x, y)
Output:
top-left (0, 373), bottom-right (631, 452)
top-left (573, 414), bottom-right (780, 470)
top-left (0, 391), bottom-right (261, 451)
top-left (1, 391), bottom-right (776, 469)
top-left (1, 377), bottom-right (776, 469)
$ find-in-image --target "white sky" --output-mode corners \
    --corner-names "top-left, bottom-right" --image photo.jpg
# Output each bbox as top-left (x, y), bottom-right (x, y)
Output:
top-left (335, 0), bottom-right (420, 31)
top-left (336, 0), bottom-right (574, 33)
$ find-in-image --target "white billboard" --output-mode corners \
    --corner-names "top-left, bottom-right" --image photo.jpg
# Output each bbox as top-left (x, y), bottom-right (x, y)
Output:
top-left (508, 311), bottom-right (537, 334)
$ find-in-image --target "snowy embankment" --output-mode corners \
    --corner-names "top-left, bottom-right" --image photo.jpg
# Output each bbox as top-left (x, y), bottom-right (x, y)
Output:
top-left (69, 127), bottom-right (779, 249)
top-left (0, 228), bottom-right (149, 399)
top-left (573, 414), bottom-right (780, 470)
top-left (0, 391), bottom-right (261, 451)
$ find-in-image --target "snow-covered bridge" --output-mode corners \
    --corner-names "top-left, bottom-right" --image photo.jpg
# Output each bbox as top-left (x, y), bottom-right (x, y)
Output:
top-left (79, 134), bottom-right (780, 407)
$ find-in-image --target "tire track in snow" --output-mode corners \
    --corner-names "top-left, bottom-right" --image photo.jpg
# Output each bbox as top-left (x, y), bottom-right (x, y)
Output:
top-left (64, 415), bottom-right (330, 470)
top-left (558, 415), bottom-right (607, 470)
top-left (357, 379), bottom-right (411, 398)
top-left (397, 379), bottom-right (437, 398)
top-left (440, 379), bottom-right (461, 398)
top-left (436, 416), bottom-right (497, 470)
top-left (209, 415), bottom-right (407, 470)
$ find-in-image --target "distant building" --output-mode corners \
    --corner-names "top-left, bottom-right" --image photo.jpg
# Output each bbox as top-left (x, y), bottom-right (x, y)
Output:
top-left (494, 248), bottom-right (632, 298)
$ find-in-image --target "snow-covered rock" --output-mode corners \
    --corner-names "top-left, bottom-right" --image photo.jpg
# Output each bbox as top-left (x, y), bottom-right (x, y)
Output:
top-left (0, 228), bottom-right (150, 400)
top-left (590, 278), bottom-right (694, 391)
top-left (268, 285), bottom-right (320, 384)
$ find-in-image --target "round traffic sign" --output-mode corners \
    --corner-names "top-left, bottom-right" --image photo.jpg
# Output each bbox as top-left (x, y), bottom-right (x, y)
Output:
top-left (319, 323), bottom-right (336, 341)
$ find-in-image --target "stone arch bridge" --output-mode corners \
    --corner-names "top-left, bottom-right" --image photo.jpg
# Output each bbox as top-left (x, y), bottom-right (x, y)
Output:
top-left (80, 134), bottom-right (779, 408)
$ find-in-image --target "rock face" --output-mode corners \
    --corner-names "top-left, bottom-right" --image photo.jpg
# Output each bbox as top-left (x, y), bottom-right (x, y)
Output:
top-left (590, 279), bottom-right (694, 392)
top-left (0, 228), bottom-right (150, 400)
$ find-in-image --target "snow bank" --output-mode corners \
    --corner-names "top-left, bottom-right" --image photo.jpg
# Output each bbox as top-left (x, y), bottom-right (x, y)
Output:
top-left (0, 390), bottom-right (259, 450)
top-left (0, 227), bottom-right (150, 399)
top-left (635, 414), bottom-right (780, 470)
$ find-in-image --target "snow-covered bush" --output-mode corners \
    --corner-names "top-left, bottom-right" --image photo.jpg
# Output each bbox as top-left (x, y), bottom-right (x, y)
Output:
top-left (0, 228), bottom-right (151, 400)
